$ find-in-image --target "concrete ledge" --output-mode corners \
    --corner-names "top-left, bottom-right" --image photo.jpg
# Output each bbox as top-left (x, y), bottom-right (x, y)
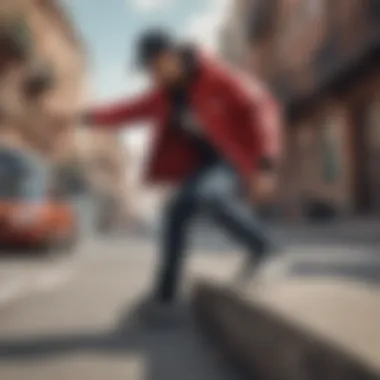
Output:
top-left (192, 282), bottom-right (380, 380)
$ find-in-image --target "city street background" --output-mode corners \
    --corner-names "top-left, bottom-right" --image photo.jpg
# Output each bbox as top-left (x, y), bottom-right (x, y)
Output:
top-left (0, 0), bottom-right (379, 379)
top-left (0, 222), bottom-right (379, 379)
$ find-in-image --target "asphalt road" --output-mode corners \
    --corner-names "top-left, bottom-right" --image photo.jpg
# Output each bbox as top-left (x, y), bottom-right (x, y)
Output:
top-left (0, 240), bottom-right (243, 380)
top-left (0, 231), bottom-right (379, 380)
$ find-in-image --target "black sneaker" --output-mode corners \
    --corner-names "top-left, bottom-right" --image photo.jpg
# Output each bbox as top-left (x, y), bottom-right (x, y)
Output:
top-left (233, 247), bottom-right (283, 288)
top-left (233, 255), bottom-right (261, 286)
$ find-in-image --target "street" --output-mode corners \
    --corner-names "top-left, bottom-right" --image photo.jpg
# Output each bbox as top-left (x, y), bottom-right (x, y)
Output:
top-left (0, 228), bottom-right (379, 380)
top-left (0, 238), bottom-right (243, 380)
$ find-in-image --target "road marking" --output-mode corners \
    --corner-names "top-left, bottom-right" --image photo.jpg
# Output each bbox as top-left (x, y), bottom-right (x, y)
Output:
top-left (0, 266), bottom-right (75, 308)
top-left (0, 278), bottom-right (28, 305)
top-left (32, 268), bottom-right (74, 293)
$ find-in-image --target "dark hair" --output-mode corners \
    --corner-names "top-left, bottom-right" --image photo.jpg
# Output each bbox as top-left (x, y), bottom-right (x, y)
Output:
top-left (136, 28), bottom-right (176, 67)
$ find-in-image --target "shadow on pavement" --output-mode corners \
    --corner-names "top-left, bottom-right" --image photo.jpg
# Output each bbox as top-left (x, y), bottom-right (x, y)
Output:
top-left (0, 304), bottom-right (241, 380)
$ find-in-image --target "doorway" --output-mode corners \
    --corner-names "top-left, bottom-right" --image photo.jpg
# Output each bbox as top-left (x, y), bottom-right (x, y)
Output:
top-left (351, 104), bottom-right (372, 214)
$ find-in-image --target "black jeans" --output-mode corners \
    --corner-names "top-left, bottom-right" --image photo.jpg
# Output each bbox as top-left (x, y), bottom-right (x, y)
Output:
top-left (154, 161), bottom-right (274, 303)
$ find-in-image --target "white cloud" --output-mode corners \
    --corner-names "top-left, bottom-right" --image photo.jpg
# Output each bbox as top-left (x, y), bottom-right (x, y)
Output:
top-left (184, 0), bottom-right (231, 52)
top-left (133, 0), bottom-right (173, 12)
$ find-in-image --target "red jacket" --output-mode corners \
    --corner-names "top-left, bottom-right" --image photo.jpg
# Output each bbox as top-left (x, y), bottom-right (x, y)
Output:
top-left (89, 54), bottom-right (282, 185)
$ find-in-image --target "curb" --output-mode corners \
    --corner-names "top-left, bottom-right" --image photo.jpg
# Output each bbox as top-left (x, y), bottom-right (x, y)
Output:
top-left (191, 282), bottom-right (380, 380)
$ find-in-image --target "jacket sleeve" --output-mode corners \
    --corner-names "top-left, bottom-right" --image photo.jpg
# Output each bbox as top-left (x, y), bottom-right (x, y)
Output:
top-left (87, 91), bottom-right (158, 128)
top-left (249, 81), bottom-right (283, 164)
top-left (219, 66), bottom-right (283, 171)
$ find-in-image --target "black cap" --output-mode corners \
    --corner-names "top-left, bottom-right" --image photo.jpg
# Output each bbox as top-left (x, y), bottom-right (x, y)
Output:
top-left (136, 29), bottom-right (175, 67)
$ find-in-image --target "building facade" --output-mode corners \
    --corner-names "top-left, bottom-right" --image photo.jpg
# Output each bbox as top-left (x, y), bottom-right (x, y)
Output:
top-left (0, 0), bottom-right (131, 232)
top-left (0, 0), bottom-right (85, 158)
top-left (223, 0), bottom-right (380, 221)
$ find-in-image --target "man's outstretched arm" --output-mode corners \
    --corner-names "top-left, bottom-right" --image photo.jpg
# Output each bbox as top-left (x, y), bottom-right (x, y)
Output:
top-left (82, 91), bottom-right (158, 128)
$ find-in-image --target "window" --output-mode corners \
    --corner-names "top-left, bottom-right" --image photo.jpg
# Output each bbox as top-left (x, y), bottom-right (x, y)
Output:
top-left (367, 102), bottom-right (380, 149)
top-left (305, 0), bottom-right (323, 18)
top-left (23, 64), bottom-right (54, 98)
top-left (247, 0), bottom-right (277, 42)
top-left (320, 118), bottom-right (340, 183)
top-left (53, 163), bottom-right (87, 197)
top-left (6, 17), bottom-right (33, 59)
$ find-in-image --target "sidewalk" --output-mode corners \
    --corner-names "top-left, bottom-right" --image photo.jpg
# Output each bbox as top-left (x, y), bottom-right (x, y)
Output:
top-left (96, 217), bottom-right (380, 251)
top-left (188, 218), bottom-right (380, 252)
top-left (275, 218), bottom-right (380, 246)
top-left (192, 242), bottom-right (380, 380)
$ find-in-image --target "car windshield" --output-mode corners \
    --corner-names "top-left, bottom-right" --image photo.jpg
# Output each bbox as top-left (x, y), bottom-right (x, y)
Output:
top-left (0, 149), bottom-right (48, 201)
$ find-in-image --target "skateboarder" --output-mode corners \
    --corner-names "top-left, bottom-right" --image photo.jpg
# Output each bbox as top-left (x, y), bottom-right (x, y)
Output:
top-left (81, 29), bottom-right (282, 311)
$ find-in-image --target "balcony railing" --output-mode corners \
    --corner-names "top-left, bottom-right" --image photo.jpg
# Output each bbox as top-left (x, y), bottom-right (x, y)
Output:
top-left (270, 0), bottom-right (380, 115)
top-left (312, 0), bottom-right (380, 91)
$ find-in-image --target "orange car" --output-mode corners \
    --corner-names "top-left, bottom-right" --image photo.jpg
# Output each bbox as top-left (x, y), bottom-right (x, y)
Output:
top-left (0, 147), bottom-right (77, 251)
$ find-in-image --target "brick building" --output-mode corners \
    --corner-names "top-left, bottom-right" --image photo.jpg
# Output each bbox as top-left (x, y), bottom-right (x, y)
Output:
top-left (222, 0), bottom-right (380, 221)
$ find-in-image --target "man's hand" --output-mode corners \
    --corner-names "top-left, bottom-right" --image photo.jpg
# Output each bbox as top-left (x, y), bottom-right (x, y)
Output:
top-left (250, 172), bottom-right (278, 205)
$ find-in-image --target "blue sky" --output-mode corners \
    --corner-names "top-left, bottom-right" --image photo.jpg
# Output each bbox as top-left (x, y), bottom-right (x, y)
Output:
top-left (63, 0), bottom-right (229, 103)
